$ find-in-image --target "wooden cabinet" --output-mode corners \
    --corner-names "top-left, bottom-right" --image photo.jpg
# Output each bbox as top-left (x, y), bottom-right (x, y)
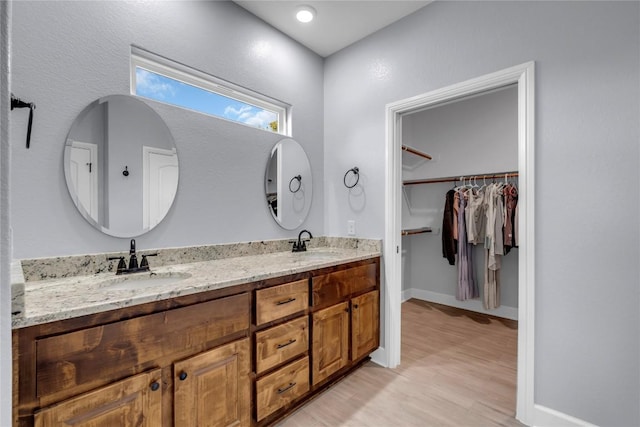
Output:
top-left (310, 264), bottom-right (380, 387)
top-left (33, 294), bottom-right (249, 406)
top-left (15, 292), bottom-right (251, 427)
top-left (174, 339), bottom-right (250, 427)
top-left (14, 257), bottom-right (380, 427)
top-left (253, 279), bottom-right (310, 423)
top-left (34, 369), bottom-right (162, 427)
top-left (311, 302), bottom-right (349, 385)
top-left (351, 290), bottom-right (380, 361)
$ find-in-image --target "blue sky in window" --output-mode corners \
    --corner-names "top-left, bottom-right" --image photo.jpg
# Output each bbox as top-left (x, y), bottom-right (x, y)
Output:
top-left (136, 68), bottom-right (277, 131)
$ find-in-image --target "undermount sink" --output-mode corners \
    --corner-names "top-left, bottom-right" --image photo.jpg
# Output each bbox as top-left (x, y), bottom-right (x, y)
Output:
top-left (294, 251), bottom-right (339, 261)
top-left (98, 272), bottom-right (191, 290)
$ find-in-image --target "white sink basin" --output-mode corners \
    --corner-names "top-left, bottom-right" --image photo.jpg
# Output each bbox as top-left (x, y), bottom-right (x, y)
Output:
top-left (98, 272), bottom-right (191, 290)
top-left (294, 251), bottom-right (339, 261)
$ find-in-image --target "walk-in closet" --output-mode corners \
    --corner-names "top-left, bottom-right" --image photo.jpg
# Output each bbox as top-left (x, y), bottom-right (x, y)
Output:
top-left (400, 84), bottom-right (520, 417)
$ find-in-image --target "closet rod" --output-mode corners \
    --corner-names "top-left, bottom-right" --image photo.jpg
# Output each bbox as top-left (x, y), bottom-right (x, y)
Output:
top-left (404, 171), bottom-right (518, 186)
top-left (402, 145), bottom-right (432, 160)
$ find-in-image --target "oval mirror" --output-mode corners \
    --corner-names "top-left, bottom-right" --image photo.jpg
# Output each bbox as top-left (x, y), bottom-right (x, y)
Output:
top-left (64, 95), bottom-right (179, 237)
top-left (265, 138), bottom-right (312, 230)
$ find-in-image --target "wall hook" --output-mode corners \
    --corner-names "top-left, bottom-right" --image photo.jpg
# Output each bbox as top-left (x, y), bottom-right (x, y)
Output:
top-left (10, 94), bottom-right (36, 149)
top-left (122, 166), bottom-right (129, 177)
top-left (343, 167), bottom-right (360, 188)
top-left (289, 175), bottom-right (302, 193)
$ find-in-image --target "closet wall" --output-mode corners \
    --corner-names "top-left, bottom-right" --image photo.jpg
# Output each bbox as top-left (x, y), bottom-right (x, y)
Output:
top-left (401, 85), bottom-right (518, 317)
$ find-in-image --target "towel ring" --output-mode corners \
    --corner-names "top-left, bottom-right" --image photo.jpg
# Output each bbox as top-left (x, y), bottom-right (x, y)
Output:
top-left (289, 175), bottom-right (302, 193)
top-left (343, 167), bottom-right (360, 188)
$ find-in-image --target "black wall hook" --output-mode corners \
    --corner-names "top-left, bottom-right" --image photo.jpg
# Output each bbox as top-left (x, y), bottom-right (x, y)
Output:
top-left (123, 166), bottom-right (129, 177)
top-left (10, 94), bottom-right (36, 149)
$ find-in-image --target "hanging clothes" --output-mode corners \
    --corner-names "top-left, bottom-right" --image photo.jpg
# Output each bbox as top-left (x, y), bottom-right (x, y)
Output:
top-left (483, 183), bottom-right (506, 310)
top-left (466, 186), bottom-right (486, 245)
top-left (441, 189), bottom-right (457, 265)
top-left (439, 174), bottom-right (518, 310)
top-left (503, 184), bottom-right (518, 252)
top-left (456, 190), bottom-right (477, 300)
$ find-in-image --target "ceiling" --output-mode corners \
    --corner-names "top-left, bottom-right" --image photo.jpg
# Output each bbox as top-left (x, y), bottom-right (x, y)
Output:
top-left (233, 1), bottom-right (432, 57)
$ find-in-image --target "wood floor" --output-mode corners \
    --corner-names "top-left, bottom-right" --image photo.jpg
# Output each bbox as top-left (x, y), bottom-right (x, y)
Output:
top-left (278, 299), bottom-right (523, 427)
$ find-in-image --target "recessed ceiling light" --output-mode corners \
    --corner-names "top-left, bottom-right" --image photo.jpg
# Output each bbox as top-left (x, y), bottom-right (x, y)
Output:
top-left (296, 5), bottom-right (316, 23)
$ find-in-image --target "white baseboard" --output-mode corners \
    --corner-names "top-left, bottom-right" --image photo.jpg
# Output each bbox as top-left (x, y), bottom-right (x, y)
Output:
top-left (369, 346), bottom-right (387, 367)
top-left (403, 288), bottom-right (518, 320)
top-left (533, 404), bottom-right (598, 427)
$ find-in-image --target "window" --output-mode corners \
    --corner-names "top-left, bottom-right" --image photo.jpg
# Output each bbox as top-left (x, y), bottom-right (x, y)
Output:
top-left (130, 47), bottom-right (289, 135)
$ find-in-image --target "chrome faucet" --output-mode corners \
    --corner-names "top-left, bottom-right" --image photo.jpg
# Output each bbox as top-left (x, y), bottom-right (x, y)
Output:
top-left (108, 239), bottom-right (158, 275)
top-left (291, 229), bottom-right (313, 252)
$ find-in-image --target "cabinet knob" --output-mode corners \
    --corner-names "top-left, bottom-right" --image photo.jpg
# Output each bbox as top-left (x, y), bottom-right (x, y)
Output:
top-left (179, 372), bottom-right (188, 381)
top-left (354, 304), bottom-right (359, 309)
top-left (150, 382), bottom-right (160, 391)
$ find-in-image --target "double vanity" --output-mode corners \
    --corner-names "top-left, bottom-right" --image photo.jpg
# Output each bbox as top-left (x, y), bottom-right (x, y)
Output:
top-left (12, 238), bottom-right (381, 426)
top-left (11, 93), bottom-right (376, 426)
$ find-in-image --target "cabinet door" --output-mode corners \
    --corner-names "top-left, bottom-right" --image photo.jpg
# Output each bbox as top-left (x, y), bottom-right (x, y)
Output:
top-left (351, 290), bottom-right (380, 361)
top-left (174, 338), bottom-right (250, 427)
top-left (34, 369), bottom-right (162, 427)
top-left (312, 302), bottom-right (349, 385)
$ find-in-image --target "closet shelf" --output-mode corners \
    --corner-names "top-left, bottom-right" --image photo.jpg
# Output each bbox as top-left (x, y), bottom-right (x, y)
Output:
top-left (401, 227), bottom-right (433, 236)
top-left (402, 145), bottom-right (432, 160)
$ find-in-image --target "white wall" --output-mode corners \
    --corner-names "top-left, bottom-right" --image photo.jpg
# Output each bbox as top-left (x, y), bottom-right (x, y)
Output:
top-left (0, 2), bottom-right (11, 424)
top-left (10, 1), bottom-right (324, 259)
top-left (324, 1), bottom-right (639, 426)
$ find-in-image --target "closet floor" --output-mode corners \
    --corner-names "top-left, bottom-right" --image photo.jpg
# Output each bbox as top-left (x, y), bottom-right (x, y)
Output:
top-left (278, 299), bottom-right (523, 427)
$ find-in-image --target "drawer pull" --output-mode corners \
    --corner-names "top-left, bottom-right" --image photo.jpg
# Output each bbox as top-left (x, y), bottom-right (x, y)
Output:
top-left (276, 339), bottom-right (297, 349)
top-left (179, 372), bottom-right (188, 381)
top-left (277, 382), bottom-right (297, 394)
top-left (276, 297), bottom-right (296, 306)
top-left (150, 382), bottom-right (160, 392)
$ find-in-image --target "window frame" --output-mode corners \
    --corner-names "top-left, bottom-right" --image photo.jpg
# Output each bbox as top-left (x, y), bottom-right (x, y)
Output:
top-left (130, 46), bottom-right (290, 135)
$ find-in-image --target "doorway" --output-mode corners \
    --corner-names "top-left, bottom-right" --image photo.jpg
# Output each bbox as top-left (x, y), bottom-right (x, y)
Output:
top-left (383, 62), bottom-right (535, 425)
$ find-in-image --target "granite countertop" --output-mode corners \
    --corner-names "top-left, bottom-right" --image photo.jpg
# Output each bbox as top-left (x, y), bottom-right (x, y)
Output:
top-left (13, 246), bottom-right (380, 329)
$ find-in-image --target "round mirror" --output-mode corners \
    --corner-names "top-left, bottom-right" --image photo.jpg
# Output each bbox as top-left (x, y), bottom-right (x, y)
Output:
top-left (265, 138), bottom-right (312, 230)
top-left (64, 95), bottom-right (179, 237)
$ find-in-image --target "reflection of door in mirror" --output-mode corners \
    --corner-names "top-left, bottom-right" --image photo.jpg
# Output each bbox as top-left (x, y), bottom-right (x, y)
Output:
top-left (266, 150), bottom-right (278, 217)
top-left (264, 138), bottom-right (312, 230)
top-left (69, 141), bottom-right (98, 222)
top-left (143, 146), bottom-right (178, 229)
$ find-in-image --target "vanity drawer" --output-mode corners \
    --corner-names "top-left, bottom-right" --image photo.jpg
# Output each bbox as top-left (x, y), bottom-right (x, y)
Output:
top-left (255, 279), bottom-right (308, 325)
top-left (35, 293), bottom-right (250, 402)
top-left (256, 356), bottom-right (309, 421)
top-left (312, 263), bottom-right (377, 308)
top-left (256, 316), bottom-right (308, 374)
